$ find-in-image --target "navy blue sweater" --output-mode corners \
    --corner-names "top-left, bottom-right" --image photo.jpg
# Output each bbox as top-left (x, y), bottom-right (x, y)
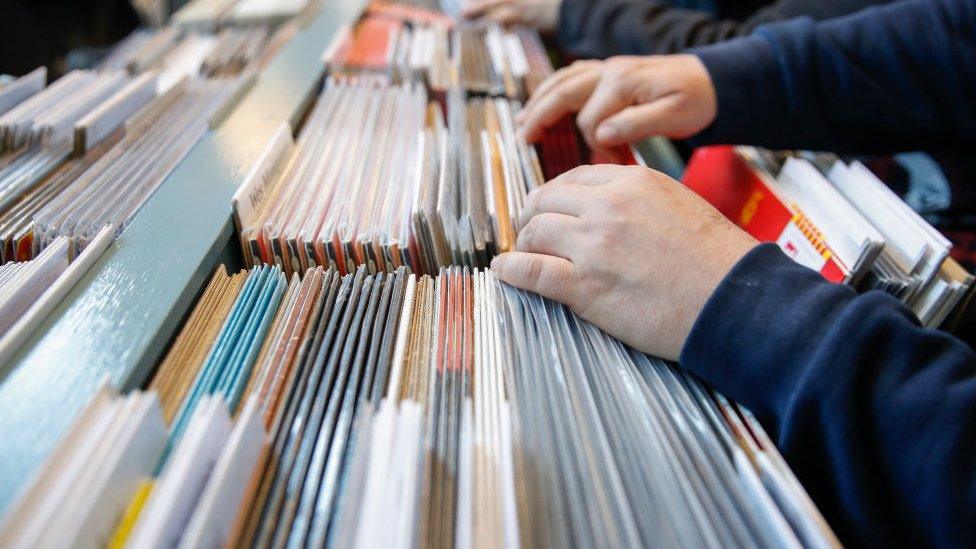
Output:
top-left (555, 0), bottom-right (889, 59)
top-left (681, 245), bottom-right (976, 546)
top-left (689, 0), bottom-right (976, 154)
top-left (680, 3), bottom-right (976, 544)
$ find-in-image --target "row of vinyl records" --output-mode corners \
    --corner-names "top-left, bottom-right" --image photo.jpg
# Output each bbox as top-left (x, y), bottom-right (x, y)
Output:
top-left (0, 26), bottom-right (289, 264)
top-left (170, 0), bottom-right (550, 100)
top-left (328, 10), bottom-right (553, 99)
top-left (232, 76), bottom-right (630, 278)
top-left (0, 5), bottom-right (308, 362)
top-left (684, 146), bottom-right (974, 330)
top-left (0, 6), bottom-right (307, 257)
top-left (0, 264), bottom-right (840, 548)
top-left (99, 24), bottom-right (290, 85)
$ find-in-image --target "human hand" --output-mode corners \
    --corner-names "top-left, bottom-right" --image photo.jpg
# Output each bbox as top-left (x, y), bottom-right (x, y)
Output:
top-left (517, 55), bottom-right (718, 161)
top-left (490, 164), bottom-right (757, 360)
top-left (461, 0), bottom-right (562, 33)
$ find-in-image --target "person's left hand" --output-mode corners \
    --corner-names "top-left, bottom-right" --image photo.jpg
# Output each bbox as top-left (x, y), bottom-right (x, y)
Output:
top-left (517, 55), bottom-right (718, 162)
top-left (461, 0), bottom-right (562, 33)
top-left (490, 164), bottom-right (758, 360)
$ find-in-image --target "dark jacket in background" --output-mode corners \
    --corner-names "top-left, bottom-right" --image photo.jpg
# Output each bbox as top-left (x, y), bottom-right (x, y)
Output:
top-left (555, 0), bottom-right (891, 58)
top-left (680, 0), bottom-right (976, 545)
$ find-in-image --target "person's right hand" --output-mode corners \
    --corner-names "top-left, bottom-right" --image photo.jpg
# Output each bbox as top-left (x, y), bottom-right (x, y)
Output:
top-left (461, 0), bottom-right (562, 33)
top-left (517, 55), bottom-right (719, 161)
top-left (491, 164), bottom-right (758, 361)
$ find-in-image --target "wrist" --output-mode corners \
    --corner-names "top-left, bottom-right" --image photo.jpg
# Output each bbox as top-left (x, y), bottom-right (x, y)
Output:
top-left (686, 35), bottom-right (788, 146)
top-left (674, 230), bottom-right (758, 357)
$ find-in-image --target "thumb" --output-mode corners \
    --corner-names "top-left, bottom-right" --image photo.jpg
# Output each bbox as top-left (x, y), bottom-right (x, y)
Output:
top-left (594, 96), bottom-right (703, 146)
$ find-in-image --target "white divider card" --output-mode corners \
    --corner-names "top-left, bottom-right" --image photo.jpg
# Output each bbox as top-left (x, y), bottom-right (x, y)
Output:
top-left (0, 70), bottom-right (129, 151)
top-left (127, 396), bottom-right (232, 548)
top-left (0, 67), bottom-right (46, 117)
top-left (848, 161), bottom-right (950, 293)
top-left (178, 396), bottom-right (267, 549)
top-left (828, 161), bottom-right (928, 275)
top-left (232, 121), bottom-right (296, 266)
top-left (74, 72), bottom-right (158, 154)
top-left (33, 78), bottom-right (239, 253)
top-left (230, 0), bottom-right (310, 24)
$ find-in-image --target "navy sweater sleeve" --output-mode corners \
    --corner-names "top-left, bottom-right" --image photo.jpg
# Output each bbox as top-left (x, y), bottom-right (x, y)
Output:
top-left (689, 0), bottom-right (976, 154)
top-left (555, 0), bottom-right (889, 59)
top-left (679, 243), bottom-right (976, 546)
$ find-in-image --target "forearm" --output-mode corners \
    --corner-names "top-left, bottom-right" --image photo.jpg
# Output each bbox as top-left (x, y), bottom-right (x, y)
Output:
top-left (689, 0), bottom-right (976, 153)
top-left (680, 244), bottom-right (976, 546)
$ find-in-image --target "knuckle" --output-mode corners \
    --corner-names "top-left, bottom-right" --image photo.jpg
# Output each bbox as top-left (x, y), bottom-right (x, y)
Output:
top-left (604, 56), bottom-right (635, 77)
top-left (576, 113), bottom-right (593, 134)
top-left (551, 87), bottom-right (571, 105)
top-left (591, 225), bottom-right (616, 250)
top-left (588, 270), bottom-right (613, 296)
top-left (522, 255), bottom-right (545, 286)
top-left (563, 165), bottom-right (593, 184)
top-left (530, 184), bottom-right (552, 207)
top-left (601, 214), bottom-right (627, 234)
top-left (627, 165), bottom-right (655, 183)
top-left (603, 187), bottom-right (630, 211)
top-left (523, 187), bottom-right (541, 211)
top-left (608, 115), bottom-right (631, 135)
top-left (518, 216), bottom-right (541, 247)
top-left (544, 262), bottom-right (579, 303)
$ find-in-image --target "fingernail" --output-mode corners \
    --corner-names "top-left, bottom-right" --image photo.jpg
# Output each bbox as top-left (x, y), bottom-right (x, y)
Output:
top-left (595, 123), bottom-right (619, 144)
top-left (515, 110), bottom-right (526, 123)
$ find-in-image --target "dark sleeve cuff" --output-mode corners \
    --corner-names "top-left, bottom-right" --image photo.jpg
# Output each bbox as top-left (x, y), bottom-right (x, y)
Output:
top-left (686, 34), bottom-right (791, 147)
top-left (678, 243), bottom-right (858, 422)
top-left (555, 0), bottom-right (590, 54)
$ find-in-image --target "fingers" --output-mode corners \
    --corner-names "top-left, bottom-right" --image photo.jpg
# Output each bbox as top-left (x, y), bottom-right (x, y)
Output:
top-left (519, 182), bottom-right (594, 226)
top-left (521, 60), bottom-right (598, 115)
top-left (461, 0), bottom-right (510, 18)
top-left (548, 164), bottom-right (634, 187)
top-left (515, 212), bottom-right (582, 258)
top-left (517, 64), bottom-right (601, 143)
top-left (575, 75), bottom-right (631, 152)
top-left (594, 97), bottom-right (683, 147)
top-left (490, 251), bottom-right (579, 306)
